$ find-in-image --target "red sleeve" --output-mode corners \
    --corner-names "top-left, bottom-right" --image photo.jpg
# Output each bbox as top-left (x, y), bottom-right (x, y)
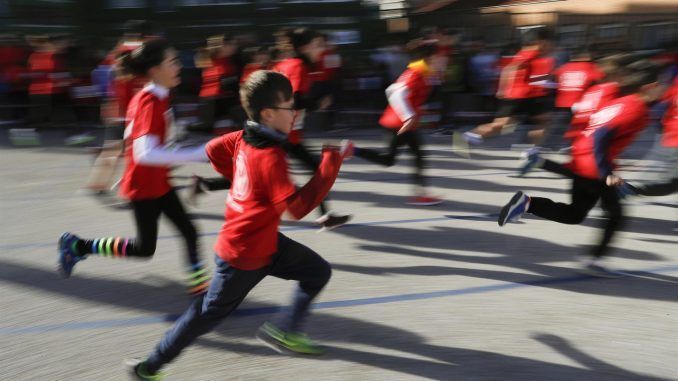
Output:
top-left (511, 50), bottom-right (534, 67)
top-left (130, 96), bottom-right (164, 140)
top-left (46, 54), bottom-right (57, 72)
top-left (285, 150), bottom-right (342, 219)
top-left (205, 132), bottom-right (240, 181)
top-left (663, 81), bottom-right (678, 102)
top-left (588, 64), bottom-right (604, 83)
top-left (266, 152), bottom-right (296, 205)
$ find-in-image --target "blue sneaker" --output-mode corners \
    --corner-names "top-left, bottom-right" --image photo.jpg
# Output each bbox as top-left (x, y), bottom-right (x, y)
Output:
top-left (498, 191), bottom-right (530, 226)
top-left (518, 148), bottom-right (543, 177)
top-left (615, 182), bottom-right (637, 199)
top-left (57, 232), bottom-right (86, 278)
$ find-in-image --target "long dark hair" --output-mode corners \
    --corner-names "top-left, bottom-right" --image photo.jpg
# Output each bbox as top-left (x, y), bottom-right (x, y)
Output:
top-left (118, 38), bottom-right (171, 76)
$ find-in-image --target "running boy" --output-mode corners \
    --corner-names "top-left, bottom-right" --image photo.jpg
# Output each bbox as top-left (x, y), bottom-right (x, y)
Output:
top-left (497, 60), bottom-right (664, 277)
top-left (273, 27), bottom-right (351, 230)
top-left (352, 38), bottom-right (444, 205)
top-left (126, 70), bottom-right (351, 380)
top-left (462, 29), bottom-right (554, 146)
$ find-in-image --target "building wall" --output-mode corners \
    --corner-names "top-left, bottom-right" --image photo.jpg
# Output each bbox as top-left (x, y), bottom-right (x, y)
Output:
top-left (412, 0), bottom-right (678, 50)
top-left (480, 0), bottom-right (678, 15)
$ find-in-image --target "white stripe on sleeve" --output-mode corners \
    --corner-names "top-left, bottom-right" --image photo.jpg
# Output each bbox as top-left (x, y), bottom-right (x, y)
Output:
top-left (133, 135), bottom-right (207, 166)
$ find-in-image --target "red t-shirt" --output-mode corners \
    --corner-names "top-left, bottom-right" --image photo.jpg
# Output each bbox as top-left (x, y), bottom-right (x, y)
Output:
top-left (498, 55), bottom-right (513, 71)
top-left (240, 63), bottom-right (265, 85)
top-left (119, 87), bottom-right (172, 200)
top-left (568, 94), bottom-right (648, 179)
top-left (28, 51), bottom-right (64, 95)
top-left (310, 49), bottom-right (341, 83)
top-left (379, 65), bottom-right (432, 129)
top-left (567, 82), bottom-right (620, 139)
top-left (199, 56), bottom-right (237, 98)
top-left (661, 78), bottom-right (678, 147)
top-left (502, 48), bottom-right (541, 99)
top-left (112, 76), bottom-right (147, 119)
top-left (0, 45), bottom-right (27, 88)
top-left (206, 131), bottom-right (297, 270)
top-left (528, 56), bottom-right (554, 98)
top-left (272, 58), bottom-right (313, 144)
top-left (102, 42), bottom-right (147, 118)
top-left (554, 61), bottom-right (604, 108)
top-left (272, 57), bottom-right (311, 95)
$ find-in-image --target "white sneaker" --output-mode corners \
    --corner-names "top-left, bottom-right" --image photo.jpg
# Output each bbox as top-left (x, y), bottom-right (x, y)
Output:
top-left (578, 259), bottom-right (627, 278)
top-left (315, 212), bottom-right (352, 232)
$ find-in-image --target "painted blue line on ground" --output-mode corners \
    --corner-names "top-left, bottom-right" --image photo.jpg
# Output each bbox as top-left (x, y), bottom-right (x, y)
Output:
top-left (1, 264), bottom-right (677, 336)
top-left (0, 215), bottom-right (464, 252)
top-left (333, 171), bottom-right (515, 184)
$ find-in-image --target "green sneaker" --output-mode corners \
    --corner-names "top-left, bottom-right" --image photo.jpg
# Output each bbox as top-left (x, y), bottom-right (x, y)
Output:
top-left (256, 322), bottom-right (326, 355)
top-left (65, 133), bottom-right (96, 146)
top-left (124, 359), bottom-right (165, 381)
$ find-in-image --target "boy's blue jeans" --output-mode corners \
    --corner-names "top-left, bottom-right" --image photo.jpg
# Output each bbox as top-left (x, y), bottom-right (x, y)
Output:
top-left (145, 233), bottom-right (332, 372)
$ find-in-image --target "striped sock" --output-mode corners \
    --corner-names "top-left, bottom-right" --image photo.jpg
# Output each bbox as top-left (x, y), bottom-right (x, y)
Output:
top-left (80, 237), bottom-right (130, 258)
top-left (186, 262), bottom-right (210, 295)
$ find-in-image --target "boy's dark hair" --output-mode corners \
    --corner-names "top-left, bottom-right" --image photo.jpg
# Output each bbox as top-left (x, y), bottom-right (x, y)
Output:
top-left (536, 28), bottom-right (553, 41)
top-left (523, 28), bottom-right (553, 45)
top-left (244, 45), bottom-right (271, 59)
top-left (406, 38), bottom-right (438, 60)
top-left (287, 28), bottom-right (319, 52)
top-left (119, 38), bottom-right (171, 76)
top-left (240, 70), bottom-right (293, 123)
top-left (48, 33), bottom-right (71, 44)
top-left (572, 48), bottom-right (591, 60)
top-left (619, 59), bottom-right (663, 94)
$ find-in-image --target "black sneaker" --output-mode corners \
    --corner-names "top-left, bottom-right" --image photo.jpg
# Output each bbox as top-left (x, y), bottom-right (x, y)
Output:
top-left (315, 213), bottom-right (352, 231)
top-left (186, 175), bottom-right (208, 207)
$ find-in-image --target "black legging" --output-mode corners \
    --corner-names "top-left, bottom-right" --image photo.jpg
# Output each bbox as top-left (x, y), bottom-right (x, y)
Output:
top-left (201, 177), bottom-right (231, 192)
top-left (528, 176), bottom-right (623, 259)
top-left (131, 190), bottom-right (199, 262)
top-left (355, 129), bottom-right (426, 188)
top-left (80, 189), bottom-right (200, 266)
top-left (284, 141), bottom-right (329, 216)
top-left (538, 159), bottom-right (678, 197)
top-left (628, 178), bottom-right (678, 197)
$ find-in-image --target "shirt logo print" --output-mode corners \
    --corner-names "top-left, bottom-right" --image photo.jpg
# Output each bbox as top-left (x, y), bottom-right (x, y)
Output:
top-left (227, 151), bottom-right (252, 213)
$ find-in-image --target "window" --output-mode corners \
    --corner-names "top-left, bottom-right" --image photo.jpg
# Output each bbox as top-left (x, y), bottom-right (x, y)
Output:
top-left (637, 21), bottom-right (677, 49)
top-left (180, 0), bottom-right (250, 5)
top-left (558, 24), bottom-right (587, 48)
top-left (326, 30), bottom-right (360, 45)
top-left (595, 24), bottom-right (627, 40)
top-left (107, 0), bottom-right (147, 8)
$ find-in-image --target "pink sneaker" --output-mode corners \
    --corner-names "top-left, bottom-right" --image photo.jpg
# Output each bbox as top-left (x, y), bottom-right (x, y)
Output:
top-left (340, 139), bottom-right (354, 159)
top-left (407, 195), bottom-right (443, 206)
